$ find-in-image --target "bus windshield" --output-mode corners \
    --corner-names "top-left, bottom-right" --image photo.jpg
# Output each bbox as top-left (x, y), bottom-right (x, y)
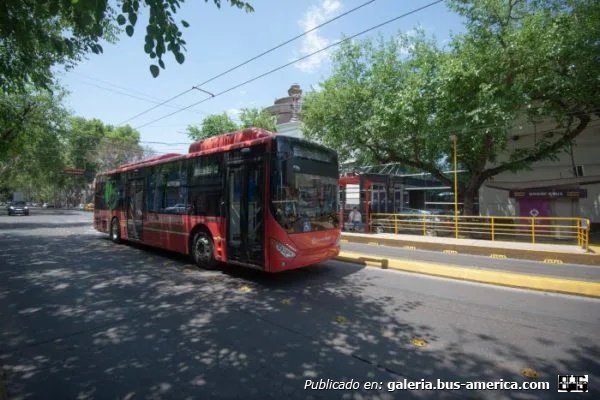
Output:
top-left (271, 137), bottom-right (339, 233)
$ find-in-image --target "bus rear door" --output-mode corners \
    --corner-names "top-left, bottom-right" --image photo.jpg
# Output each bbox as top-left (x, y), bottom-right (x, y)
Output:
top-left (126, 178), bottom-right (144, 240)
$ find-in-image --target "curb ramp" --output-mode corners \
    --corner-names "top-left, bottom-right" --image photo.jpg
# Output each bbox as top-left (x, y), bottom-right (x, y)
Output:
top-left (336, 251), bottom-right (600, 299)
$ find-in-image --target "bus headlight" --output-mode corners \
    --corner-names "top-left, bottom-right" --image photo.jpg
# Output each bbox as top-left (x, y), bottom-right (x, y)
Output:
top-left (273, 240), bottom-right (296, 258)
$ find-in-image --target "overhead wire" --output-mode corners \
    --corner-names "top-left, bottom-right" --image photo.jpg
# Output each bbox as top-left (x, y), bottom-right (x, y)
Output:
top-left (134, 0), bottom-right (445, 129)
top-left (117, 0), bottom-right (379, 125)
top-left (71, 78), bottom-right (207, 116)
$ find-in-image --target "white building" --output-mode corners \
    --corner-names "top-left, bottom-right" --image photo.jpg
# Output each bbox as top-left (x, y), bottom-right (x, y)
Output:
top-left (479, 117), bottom-right (600, 227)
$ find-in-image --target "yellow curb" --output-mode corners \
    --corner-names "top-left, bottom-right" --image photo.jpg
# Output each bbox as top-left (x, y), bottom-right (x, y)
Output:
top-left (336, 251), bottom-right (600, 298)
top-left (589, 245), bottom-right (600, 254)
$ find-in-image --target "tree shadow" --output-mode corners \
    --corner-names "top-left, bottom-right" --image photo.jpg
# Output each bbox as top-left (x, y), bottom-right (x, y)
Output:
top-left (1, 229), bottom-right (598, 400)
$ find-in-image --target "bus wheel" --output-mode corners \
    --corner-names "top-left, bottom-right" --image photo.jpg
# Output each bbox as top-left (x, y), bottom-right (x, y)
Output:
top-left (192, 232), bottom-right (217, 270)
top-left (110, 218), bottom-right (121, 244)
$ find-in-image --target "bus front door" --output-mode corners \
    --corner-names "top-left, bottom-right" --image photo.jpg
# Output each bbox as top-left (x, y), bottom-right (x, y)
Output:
top-left (126, 178), bottom-right (144, 240)
top-left (226, 156), bottom-right (264, 268)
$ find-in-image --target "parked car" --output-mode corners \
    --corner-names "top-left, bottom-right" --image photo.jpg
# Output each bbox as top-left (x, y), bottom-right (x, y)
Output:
top-left (84, 203), bottom-right (94, 211)
top-left (42, 203), bottom-right (55, 208)
top-left (7, 201), bottom-right (30, 216)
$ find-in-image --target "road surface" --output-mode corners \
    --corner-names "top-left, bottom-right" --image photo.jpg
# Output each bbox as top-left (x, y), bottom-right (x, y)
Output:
top-left (1, 210), bottom-right (598, 399)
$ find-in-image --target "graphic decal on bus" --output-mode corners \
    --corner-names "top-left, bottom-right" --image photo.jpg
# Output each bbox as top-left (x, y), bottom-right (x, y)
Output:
top-left (104, 180), bottom-right (118, 210)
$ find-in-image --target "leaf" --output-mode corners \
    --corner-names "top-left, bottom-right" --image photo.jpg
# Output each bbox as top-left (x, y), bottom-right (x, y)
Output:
top-left (117, 14), bottom-right (126, 25)
top-left (128, 12), bottom-right (137, 26)
top-left (158, 59), bottom-right (165, 69)
top-left (175, 52), bottom-right (185, 64)
top-left (125, 25), bottom-right (134, 37)
top-left (150, 64), bottom-right (159, 78)
top-left (181, 20), bottom-right (189, 28)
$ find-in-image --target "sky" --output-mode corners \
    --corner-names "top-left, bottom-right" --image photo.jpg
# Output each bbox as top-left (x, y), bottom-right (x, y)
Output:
top-left (57, 0), bottom-right (466, 156)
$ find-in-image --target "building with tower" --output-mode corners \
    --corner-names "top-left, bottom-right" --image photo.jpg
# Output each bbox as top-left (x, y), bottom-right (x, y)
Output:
top-left (264, 84), bottom-right (303, 138)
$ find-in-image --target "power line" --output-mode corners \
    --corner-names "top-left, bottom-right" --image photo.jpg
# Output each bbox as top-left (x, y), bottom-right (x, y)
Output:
top-left (72, 71), bottom-right (188, 106)
top-left (119, 0), bottom-right (378, 126)
top-left (195, 0), bottom-right (378, 88)
top-left (118, 88), bottom-right (196, 125)
top-left (71, 78), bottom-right (207, 117)
top-left (135, 0), bottom-right (445, 129)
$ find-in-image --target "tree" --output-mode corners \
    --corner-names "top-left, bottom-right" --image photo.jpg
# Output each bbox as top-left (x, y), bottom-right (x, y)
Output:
top-left (0, 0), bottom-right (254, 92)
top-left (239, 107), bottom-right (277, 132)
top-left (186, 112), bottom-right (239, 141)
top-left (187, 107), bottom-right (277, 141)
top-left (302, 0), bottom-right (600, 215)
top-left (0, 88), bottom-right (67, 202)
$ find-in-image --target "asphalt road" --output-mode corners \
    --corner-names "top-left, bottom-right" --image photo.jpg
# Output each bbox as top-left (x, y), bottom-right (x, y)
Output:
top-left (1, 210), bottom-right (599, 399)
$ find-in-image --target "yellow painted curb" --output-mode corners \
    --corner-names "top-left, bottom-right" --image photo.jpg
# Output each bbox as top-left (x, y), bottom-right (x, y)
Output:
top-left (336, 251), bottom-right (600, 298)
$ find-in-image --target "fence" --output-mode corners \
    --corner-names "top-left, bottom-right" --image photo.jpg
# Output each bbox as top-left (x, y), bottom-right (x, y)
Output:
top-left (368, 213), bottom-right (590, 250)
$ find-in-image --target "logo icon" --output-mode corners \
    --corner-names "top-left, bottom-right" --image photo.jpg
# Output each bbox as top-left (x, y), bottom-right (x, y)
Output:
top-left (558, 375), bottom-right (588, 393)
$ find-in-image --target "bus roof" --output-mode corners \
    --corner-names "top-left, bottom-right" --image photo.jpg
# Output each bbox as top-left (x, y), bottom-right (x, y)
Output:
top-left (188, 127), bottom-right (273, 153)
top-left (100, 127), bottom-right (275, 176)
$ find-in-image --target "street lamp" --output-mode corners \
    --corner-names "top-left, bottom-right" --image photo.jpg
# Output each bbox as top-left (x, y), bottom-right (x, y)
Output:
top-left (450, 134), bottom-right (459, 239)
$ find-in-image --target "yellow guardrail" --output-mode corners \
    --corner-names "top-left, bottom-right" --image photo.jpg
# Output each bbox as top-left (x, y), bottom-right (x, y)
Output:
top-left (369, 213), bottom-right (590, 250)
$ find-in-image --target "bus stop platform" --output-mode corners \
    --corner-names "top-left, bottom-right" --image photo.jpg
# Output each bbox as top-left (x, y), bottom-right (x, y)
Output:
top-left (340, 231), bottom-right (600, 266)
top-left (337, 233), bottom-right (600, 298)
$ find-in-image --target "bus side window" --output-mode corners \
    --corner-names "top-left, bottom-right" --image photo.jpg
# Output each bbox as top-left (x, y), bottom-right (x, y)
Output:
top-left (189, 155), bottom-right (222, 216)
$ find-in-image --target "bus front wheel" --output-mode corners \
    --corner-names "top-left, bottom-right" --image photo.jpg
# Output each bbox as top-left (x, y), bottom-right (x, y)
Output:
top-left (110, 218), bottom-right (121, 244)
top-left (192, 232), bottom-right (217, 270)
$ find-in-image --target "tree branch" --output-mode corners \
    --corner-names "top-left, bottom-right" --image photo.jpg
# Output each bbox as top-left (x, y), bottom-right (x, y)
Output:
top-left (478, 113), bottom-right (590, 185)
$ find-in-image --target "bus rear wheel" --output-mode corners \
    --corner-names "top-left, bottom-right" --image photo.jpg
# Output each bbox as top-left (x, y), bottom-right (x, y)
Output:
top-left (110, 218), bottom-right (121, 244)
top-left (192, 232), bottom-right (217, 270)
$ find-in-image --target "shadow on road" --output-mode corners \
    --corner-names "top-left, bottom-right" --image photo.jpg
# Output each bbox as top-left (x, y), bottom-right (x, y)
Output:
top-left (1, 231), bottom-right (598, 400)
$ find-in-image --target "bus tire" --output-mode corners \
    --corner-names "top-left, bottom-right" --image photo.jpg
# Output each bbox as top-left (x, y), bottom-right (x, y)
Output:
top-left (192, 231), bottom-right (218, 270)
top-left (110, 217), bottom-right (121, 244)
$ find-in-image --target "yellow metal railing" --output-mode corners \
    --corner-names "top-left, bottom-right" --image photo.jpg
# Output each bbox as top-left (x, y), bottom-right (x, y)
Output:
top-left (369, 213), bottom-right (590, 250)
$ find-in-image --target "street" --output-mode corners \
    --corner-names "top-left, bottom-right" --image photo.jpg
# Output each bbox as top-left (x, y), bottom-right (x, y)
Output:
top-left (1, 210), bottom-right (599, 399)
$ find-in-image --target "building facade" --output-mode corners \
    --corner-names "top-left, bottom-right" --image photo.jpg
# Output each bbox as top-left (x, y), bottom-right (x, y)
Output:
top-left (264, 84), bottom-right (303, 138)
top-left (479, 118), bottom-right (600, 228)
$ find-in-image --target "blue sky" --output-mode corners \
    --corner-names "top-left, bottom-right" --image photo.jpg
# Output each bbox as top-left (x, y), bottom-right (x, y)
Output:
top-left (57, 0), bottom-right (465, 155)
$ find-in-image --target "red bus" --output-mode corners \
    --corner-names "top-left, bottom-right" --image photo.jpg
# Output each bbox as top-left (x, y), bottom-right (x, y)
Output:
top-left (93, 128), bottom-right (340, 272)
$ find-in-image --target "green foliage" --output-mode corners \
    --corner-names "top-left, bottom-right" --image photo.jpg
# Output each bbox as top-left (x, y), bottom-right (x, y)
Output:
top-left (302, 0), bottom-right (600, 214)
top-left (0, 0), bottom-right (254, 91)
top-left (239, 108), bottom-right (277, 132)
top-left (0, 94), bottom-right (145, 203)
top-left (186, 107), bottom-right (277, 141)
top-left (186, 112), bottom-right (239, 141)
top-left (0, 88), bottom-right (68, 200)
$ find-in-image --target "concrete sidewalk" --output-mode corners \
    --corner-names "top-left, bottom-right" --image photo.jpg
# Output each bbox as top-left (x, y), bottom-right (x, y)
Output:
top-left (341, 231), bottom-right (600, 265)
top-left (337, 232), bottom-right (600, 298)
top-left (336, 249), bottom-right (600, 298)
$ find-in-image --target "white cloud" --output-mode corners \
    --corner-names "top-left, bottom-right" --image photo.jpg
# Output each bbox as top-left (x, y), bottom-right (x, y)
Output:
top-left (295, 0), bottom-right (342, 73)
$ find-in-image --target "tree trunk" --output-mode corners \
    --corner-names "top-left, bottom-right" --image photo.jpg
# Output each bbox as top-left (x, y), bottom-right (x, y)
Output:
top-left (462, 186), bottom-right (478, 216)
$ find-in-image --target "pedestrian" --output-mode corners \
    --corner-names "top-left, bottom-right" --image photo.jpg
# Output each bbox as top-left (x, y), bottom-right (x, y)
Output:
top-left (348, 207), bottom-right (362, 231)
